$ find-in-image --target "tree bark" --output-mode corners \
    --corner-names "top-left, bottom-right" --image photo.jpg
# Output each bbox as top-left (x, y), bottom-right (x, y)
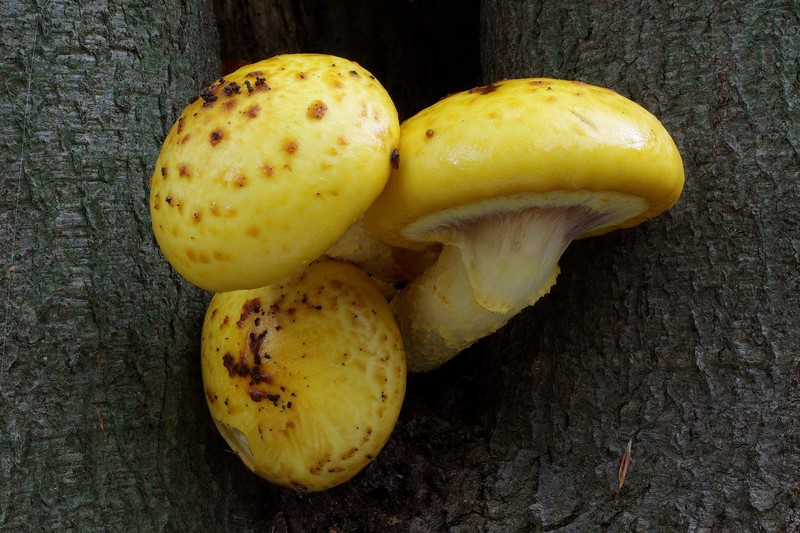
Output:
top-left (1, 1), bottom-right (221, 530)
top-left (2, 0), bottom-right (798, 531)
top-left (478, 0), bottom-right (800, 530)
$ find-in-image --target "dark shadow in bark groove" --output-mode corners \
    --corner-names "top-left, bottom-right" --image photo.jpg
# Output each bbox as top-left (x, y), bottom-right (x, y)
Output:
top-left (213, 0), bottom-right (483, 120)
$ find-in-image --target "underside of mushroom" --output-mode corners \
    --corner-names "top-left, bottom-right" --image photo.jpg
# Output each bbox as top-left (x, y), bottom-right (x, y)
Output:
top-left (392, 191), bottom-right (648, 372)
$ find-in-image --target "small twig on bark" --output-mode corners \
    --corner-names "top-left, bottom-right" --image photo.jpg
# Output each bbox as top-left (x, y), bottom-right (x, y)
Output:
top-left (97, 410), bottom-right (108, 441)
top-left (615, 438), bottom-right (633, 500)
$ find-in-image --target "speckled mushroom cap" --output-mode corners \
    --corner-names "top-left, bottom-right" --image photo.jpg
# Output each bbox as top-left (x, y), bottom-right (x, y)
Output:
top-left (364, 78), bottom-right (684, 249)
top-left (201, 258), bottom-right (406, 491)
top-left (150, 54), bottom-right (400, 292)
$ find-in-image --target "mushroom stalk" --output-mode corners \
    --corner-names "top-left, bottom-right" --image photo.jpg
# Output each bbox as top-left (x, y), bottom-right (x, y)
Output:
top-left (392, 205), bottom-right (606, 372)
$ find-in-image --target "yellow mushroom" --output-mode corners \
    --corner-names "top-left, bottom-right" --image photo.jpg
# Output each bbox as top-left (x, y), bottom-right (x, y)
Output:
top-left (201, 258), bottom-right (406, 491)
top-left (364, 78), bottom-right (685, 372)
top-left (149, 54), bottom-right (400, 292)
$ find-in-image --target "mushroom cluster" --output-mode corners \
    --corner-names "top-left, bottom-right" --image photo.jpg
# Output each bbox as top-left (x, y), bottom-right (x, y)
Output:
top-left (150, 56), bottom-right (684, 490)
top-left (150, 54), bottom-right (407, 491)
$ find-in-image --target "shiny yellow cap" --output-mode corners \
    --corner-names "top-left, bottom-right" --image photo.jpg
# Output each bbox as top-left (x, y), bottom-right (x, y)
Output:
top-left (150, 54), bottom-right (400, 291)
top-left (201, 258), bottom-right (406, 491)
top-left (364, 78), bottom-right (684, 249)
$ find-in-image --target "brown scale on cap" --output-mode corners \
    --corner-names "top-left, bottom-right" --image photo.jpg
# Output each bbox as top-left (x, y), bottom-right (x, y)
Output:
top-left (307, 100), bottom-right (328, 119)
top-left (237, 298), bottom-right (262, 326)
top-left (209, 130), bottom-right (225, 146)
top-left (223, 82), bottom-right (241, 96)
top-left (199, 88), bottom-right (217, 104)
top-left (468, 82), bottom-right (501, 95)
top-left (244, 104), bottom-right (259, 118)
top-left (283, 139), bottom-right (299, 154)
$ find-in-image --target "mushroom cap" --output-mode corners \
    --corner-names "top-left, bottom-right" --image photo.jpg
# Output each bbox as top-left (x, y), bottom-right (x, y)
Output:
top-left (364, 78), bottom-right (684, 249)
top-left (201, 258), bottom-right (406, 492)
top-left (150, 54), bottom-right (400, 292)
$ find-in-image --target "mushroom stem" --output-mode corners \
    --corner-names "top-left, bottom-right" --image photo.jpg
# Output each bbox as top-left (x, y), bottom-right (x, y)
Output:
top-left (326, 218), bottom-right (436, 298)
top-left (391, 205), bottom-right (608, 372)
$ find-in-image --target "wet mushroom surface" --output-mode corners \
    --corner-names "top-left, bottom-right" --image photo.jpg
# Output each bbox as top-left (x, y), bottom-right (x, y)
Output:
top-left (200, 258), bottom-right (406, 492)
top-left (149, 53), bottom-right (400, 293)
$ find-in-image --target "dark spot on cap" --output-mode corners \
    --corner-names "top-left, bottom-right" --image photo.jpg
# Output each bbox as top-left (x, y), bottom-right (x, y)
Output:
top-left (249, 366), bottom-right (271, 385)
top-left (199, 88), bottom-right (217, 104)
top-left (223, 352), bottom-right (250, 377)
top-left (178, 164), bottom-right (191, 177)
top-left (255, 77), bottom-right (270, 91)
top-left (349, 70), bottom-right (359, 78)
top-left (223, 82), bottom-right (241, 96)
top-left (177, 117), bottom-right (185, 134)
top-left (248, 330), bottom-right (268, 357)
top-left (238, 298), bottom-right (262, 326)
top-left (244, 80), bottom-right (254, 93)
top-left (425, 129), bottom-right (435, 138)
top-left (390, 149), bottom-right (400, 170)
top-left (210, 130), bottom-right (224, 146)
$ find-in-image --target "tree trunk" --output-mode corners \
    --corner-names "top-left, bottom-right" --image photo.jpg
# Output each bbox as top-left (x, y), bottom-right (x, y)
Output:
top-left (2, 0), bottom-right (798, 531)
top-left (1, 1), bottom-right (222, 530)
top-left (478, 0), bottom-right (800, 530)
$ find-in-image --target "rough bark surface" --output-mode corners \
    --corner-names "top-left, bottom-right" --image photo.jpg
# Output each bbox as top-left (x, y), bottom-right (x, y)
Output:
top-left (479, 0), bottom-right (800, 530)
top-left (1, 1), bottom-right (220, 530)
top-left (2, 0), bottom-right (798, 532)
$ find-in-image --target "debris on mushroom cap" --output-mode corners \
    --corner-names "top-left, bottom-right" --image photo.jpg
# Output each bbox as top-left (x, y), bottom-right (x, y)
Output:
top-left (201, 258), bottom-right (406, 491)
top-left (149, 54), bottom-right (400, 293)
top-left (362, 78), bottom-right (684, 371)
